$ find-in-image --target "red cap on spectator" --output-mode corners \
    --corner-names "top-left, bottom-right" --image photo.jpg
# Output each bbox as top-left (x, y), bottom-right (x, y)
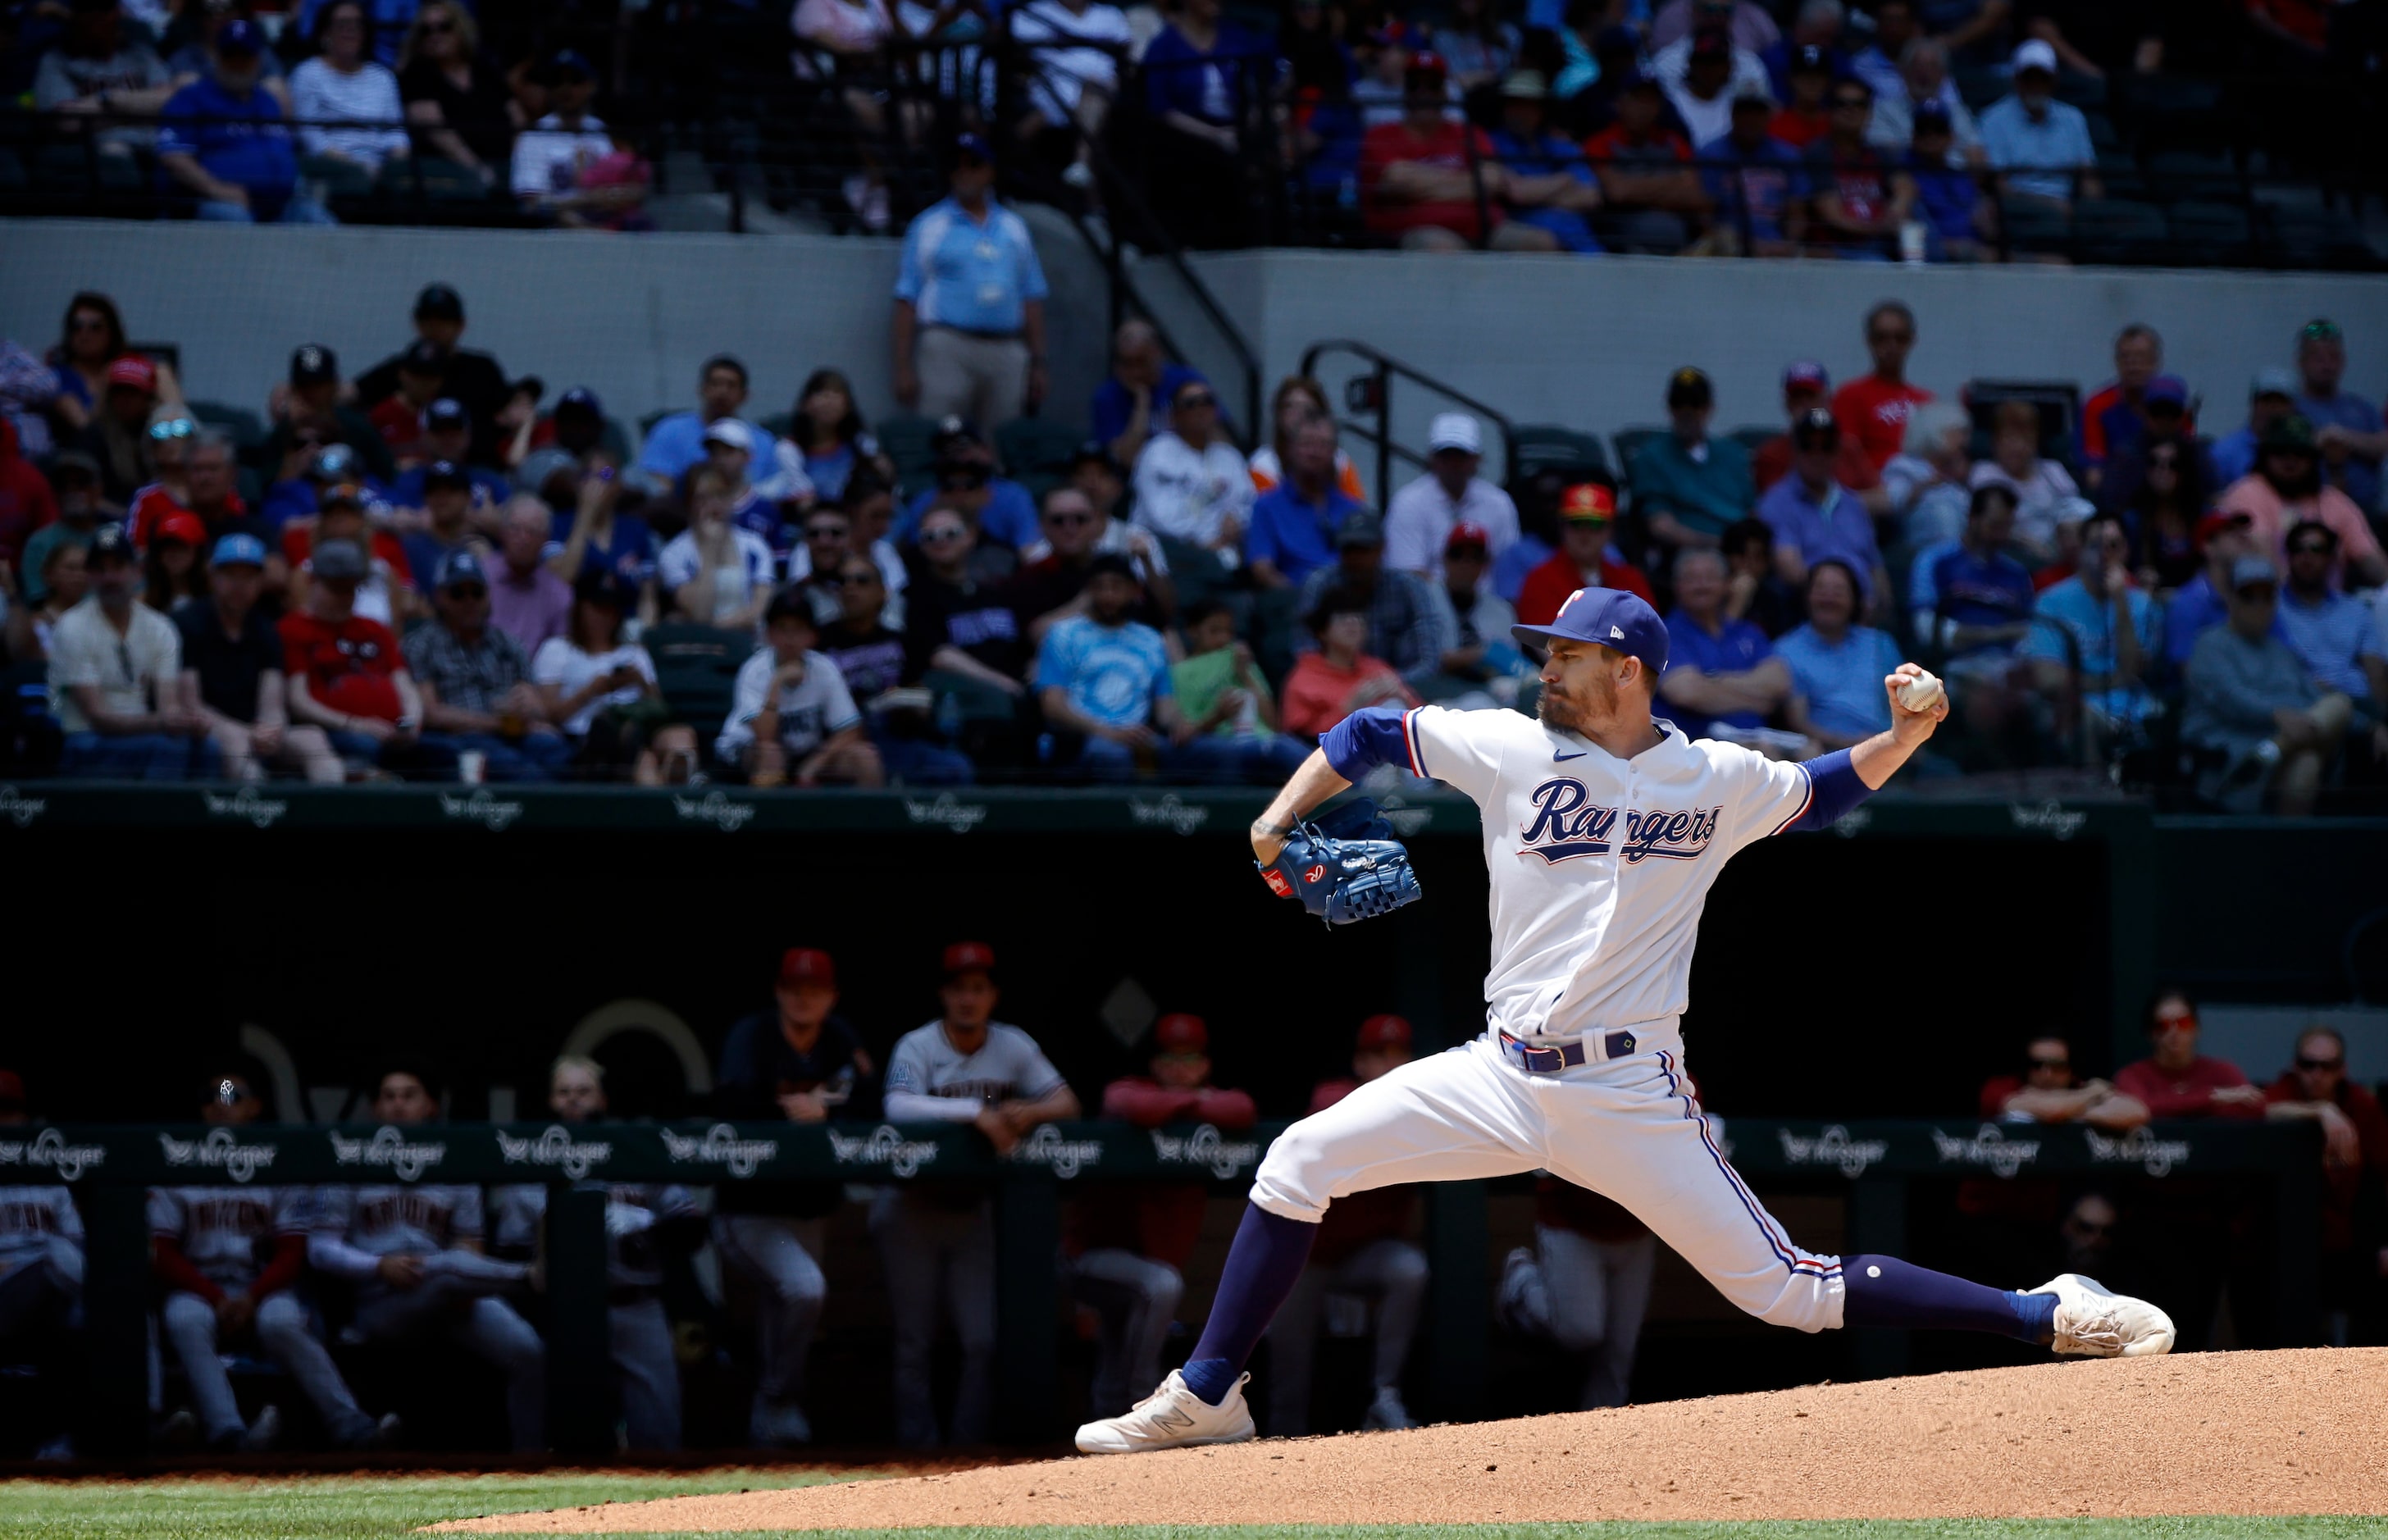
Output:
top-left (107, 356), bottom-right (158, 393)
top-left (942, 941), bottom-right (996, 977)
top-left (1154, 1013), bottom-right (1209, 1055)
top-left (779, 947), bottom-right (836, 987)
top-left (153, 510), bottom-right (207, 549)
top-left (2194, 508), bottom-right (2254, 549)
top-left (1560, 483), bottom-right (1616, 522)
top-left (1446, 522), bottom-right (1492, 554)
top-left (0, 1070), bottom-right (23, 1111)
top-left (1782, 360), bottom-right (1829, 395)
top-left (1356, 1014), bottom-right (1412, 1050)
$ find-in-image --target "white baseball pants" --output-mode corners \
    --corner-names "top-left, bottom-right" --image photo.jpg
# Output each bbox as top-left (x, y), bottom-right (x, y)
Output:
top-left (1251, 1030), bottom-right (1846, 1333)
top-left (162, 1290), bottom-right (376, 1445)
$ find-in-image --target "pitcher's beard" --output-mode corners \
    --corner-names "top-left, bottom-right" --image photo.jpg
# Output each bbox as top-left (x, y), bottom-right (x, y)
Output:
top-left (1535, 670), bottom-right (1616, 736)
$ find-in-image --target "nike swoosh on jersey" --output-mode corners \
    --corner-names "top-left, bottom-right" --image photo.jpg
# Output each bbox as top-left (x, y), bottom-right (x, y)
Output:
top-left (1554, 750), bottom-right (1587, 761)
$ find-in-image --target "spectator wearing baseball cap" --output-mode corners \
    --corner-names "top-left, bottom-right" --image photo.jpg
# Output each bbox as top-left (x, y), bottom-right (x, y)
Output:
top-left (1281, 578), bottom-right (1425, 740)
top-left (1266, 1014), bottom-right (1427, 1435)
top-left (1383, 412), bottom-right (1521, 584)
top-left (510, 49), bottom-right (612, 219)
top-left (2212, 368), bottom-right (2303, 491)
top-left (1767, 42), bottom-right (1835, 148)
top-left (1034, 553), bottom-right (1237, 781)
top-left (1583, 65), bottom-right (1708, 253)
top-left (636, 357), bottom-right (773, 490)
top-left (1479, 70), bottom-right (1606, 255)
top-left (49, 522), bottom-right (218, 779)
top-left (177, 533), bottom-right (344, 783)
top-left (354, 286), bottom-right (513, 468)
top-left (1092, 321), bottom-right (1221, 472)
top-left (2217, 413), bottom-right (2388, 589)
top-left (698, 417), bottom-right (798, 561)
top-left (712, 945), bottom-right (878, 1447)
top-left (403, 546), bottom-right (571, 781)
top-left (1753, 360), bottom-right (1882, 495)
top-left (2293, 317), bottom-right (2388, 515)
top-left (718, 586), bottom-right (882, 786)
top-left (365, 341), bottom-right (447, 467)
top-left (1897, 98), bottom-right (1992, 261)
top-left (1515, 481), bottom-right (1656, 628)
top-left (878, 943), bottom-right (1079, 1446)
top-left (20, 451), bottom-right (107, 608)
top-left (157, 21), bottom-right (335, 226)
top-left (1862, 35), bottom-right (1981, 163)
top-left (397, 460), bottom-right (488, 594)
top-left (1071, 1013), bottom-right (1258, 1417)
top-left (2183, 556), bottom-right (2351, 814)
top-left (1131, 380), bottom-right (1254, 573)
top-left (385, 399), bottom-right (510, 511)
top-left (1293, 509), bottom-right (1454, 693)
top-left (1978, 39), bottom-right (2099, 212)
top-left (1632, 367), bottom-right (1757, 552)
top-left (73, 353), bottom-right (160, 507)
top-left (891, 132), bottom-right (1050, 431)
top-left (2158, 508), bottom-right (2265, 672)
top-left (1426, 522), bottom-right (1534, 705)
top-left (267, 344), bottom-right (397, 487)
top-left (1655, 24), bottom-right (1766, 149)
top-left (2076, 326), bottom-right (2193, 486)
top-left (1698, 80), bottom-right (1804, 258)
top-left (660, 463), bottom-right (778, 630)
top-left (1761, 408), bottom-right (1888, 613)
top-left (1652, 544), bottom-right (1791, 742)
top-left (140, 508), bottom-right (213, 613)
top-left (1248, 416), bottom-right (1363, 590)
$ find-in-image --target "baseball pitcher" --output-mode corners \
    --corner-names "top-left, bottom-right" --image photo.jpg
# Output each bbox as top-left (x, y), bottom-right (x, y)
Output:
top-left (1077, 586), bottom-right (2173, 1454)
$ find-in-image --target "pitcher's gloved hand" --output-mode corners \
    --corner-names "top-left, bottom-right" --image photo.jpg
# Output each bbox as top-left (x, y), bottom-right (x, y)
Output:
top-left (1256, 798), bottom-right (1422, 926)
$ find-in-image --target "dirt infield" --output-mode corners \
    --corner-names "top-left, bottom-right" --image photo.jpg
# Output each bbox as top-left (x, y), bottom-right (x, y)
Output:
top-left (440, 1347), bottom-right (2388, 1529)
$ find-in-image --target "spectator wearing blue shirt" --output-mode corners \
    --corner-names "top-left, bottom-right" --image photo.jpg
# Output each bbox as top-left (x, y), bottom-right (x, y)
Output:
top-left (896, 420), bottom-right (1041, 551)
top-left (1976, 40), bottom-right (2097, 210)
top-left (387, 399), bottom-right (510, 510)
top-left (1091, 320), bottom-right (1215, 469)
top-left (1757, 408), bottom-right (1888, 618)
top-left (1903, 103), bottom-right (1990, 260)
top-left (2022, 511), bottom-right (2161, 736)
top-left (1246, 417), bottom-right (1360, 588)
top-left (1142, 0), bottom-right (1271, 248)
top-left (1655, 546), bottom-right (1792, 740)
top-left (1778, 559), bottom-right (1903, 749)
top-left (2162, 510), bottom-right (2268, 673)
top-left (1486, 71), bottom-right (1607, 253)
top-left (2293, 318), bottom-right (2388, 513)
top-left (1699, 85), bottom-right (1804, 256)
top-left (636, 356), bottom-right (772, 490)
top-left (891, 134), bottom-right (1050, 434)
top-left (1757, 0), bottom-right (1851, 98)
top-left (1034, 554), bottom-right (1223, 781)
top-left (2211, 370), bottom-right (2300, 491)
top-left (1912, 483), bottom-right (2034, 661)
top-left (2278, 521), bottom-right (2387, 717)
top-left (156, 21), bottom-right (335, 224)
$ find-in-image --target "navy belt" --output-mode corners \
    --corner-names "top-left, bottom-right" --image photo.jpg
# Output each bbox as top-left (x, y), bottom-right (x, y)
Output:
top-left (1500, 1028), bottom-right (1638, 1073)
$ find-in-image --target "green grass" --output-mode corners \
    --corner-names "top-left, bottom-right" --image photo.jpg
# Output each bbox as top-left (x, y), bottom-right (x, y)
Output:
top-left (3, 1477), bottom-right (2387, 1540)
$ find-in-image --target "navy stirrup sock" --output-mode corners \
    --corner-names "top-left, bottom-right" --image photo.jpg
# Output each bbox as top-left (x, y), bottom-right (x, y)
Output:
top-left (1842, 1254), bottom-right (2057, 1344)
top-left (1180, 1204), bottom-right (1319, 1406)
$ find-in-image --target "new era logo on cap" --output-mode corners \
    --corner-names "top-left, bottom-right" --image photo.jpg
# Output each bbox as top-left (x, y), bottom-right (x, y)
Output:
top-left (1610, 625), bottom-right (1624, 640)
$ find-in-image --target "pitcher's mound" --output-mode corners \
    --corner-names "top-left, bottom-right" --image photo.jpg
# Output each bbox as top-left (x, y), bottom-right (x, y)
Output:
top-left (442, 1348), bottom-right (2388, 1529)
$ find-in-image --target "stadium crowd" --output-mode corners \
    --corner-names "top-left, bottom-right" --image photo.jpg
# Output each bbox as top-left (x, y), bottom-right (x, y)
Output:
top-left (0, 947), bottom-right (2377, 1458)
top-left (1, 278), bottom-right (2384, 808)
top-left (0, 0), bottom-right (2372, 261)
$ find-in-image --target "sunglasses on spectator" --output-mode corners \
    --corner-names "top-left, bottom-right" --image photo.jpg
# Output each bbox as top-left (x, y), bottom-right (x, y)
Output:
top-left (2290, 541), bottom-right (2331, 557)
top-left (149, 417), bottom-right (196, 441)
top-left (837, 570), bottom-right (882, 586)
top-left (2029, 1055), bottom-right (2070, 1071)
top-left (1176, 393), bottom-right (1217, 409)
top-left (2297, 1055), bottom-right (2343, 1072)
top-left (444, 583), bottom-right (488, 599)
top-left (920, 525), bottom-right (967, 544)
top-left (805, 525), bottom-right (849, 540)
top-left (1046, 512), bottom-right (1094, 526)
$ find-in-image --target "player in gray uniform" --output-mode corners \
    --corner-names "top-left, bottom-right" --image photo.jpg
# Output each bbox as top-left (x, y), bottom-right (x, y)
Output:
top-left (0, 1070), bottom-right (82, 1459)
top-left (153, 1070), bottom-right (393, 1450)
top-left (489, 1057), bottom-right (699, 1451)
top-left (309, 1067), bottom-right (545, 1451)
top-left (875, 941), bottom-right (1079, 1447)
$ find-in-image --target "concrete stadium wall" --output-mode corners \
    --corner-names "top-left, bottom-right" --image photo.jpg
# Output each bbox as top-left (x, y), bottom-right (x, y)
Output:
top-left (0, 215), bottom-right (1114, 440)
top-left (1146, 250), bottom-right (2388, 499)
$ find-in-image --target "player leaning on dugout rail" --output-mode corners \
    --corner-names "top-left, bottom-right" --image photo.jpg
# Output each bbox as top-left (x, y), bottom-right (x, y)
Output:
top-left (1077, 584), bottom-right (2176, 1456)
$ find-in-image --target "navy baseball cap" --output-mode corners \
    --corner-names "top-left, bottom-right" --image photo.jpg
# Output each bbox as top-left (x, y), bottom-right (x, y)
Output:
top-left (435, 548), bottom-right (487, 590)
top-left (399, 339), bottom-right (446, 375)
top-left (424, 396), bottom-right (469, 430)
top-left (953, 130), bottom-right (994, 162)
top-left (1512, 586), bottom-right (1669, 676)
top-left (549, 48), bottom-right (594, 79)
top-left (216, 17), bottom-right (263, 54)
top-left (424, 458), bottom-right (470, 489)
top-left (414, 282), bottom-right (465, 321)
top-left (555, 385), bottom-right (603, 417)
top-left (89, 522), bottom-right (134, 564)
top-left (1912, 98), bottom-right (1953, 130)
top-left (210, 532), bottom-right (267, 569)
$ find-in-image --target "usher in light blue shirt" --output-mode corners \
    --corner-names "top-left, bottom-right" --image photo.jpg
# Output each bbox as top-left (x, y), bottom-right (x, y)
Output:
top-left (894, 197), bottom-right (1050, 335)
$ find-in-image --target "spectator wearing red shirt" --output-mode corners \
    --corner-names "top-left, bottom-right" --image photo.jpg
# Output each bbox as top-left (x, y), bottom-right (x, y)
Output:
top-left (1264, 1015), bottom-right (1426, 1435)
top-left (2262, 1026), bottom-right (2388, 1321)
top-left (1584, 68), bottom-right (1708, 253)
top-left (1361, 55), bottom-right (1538, 251)
top-left (1068, 1014), bottom-right (1257, 1419)
top-left (1752, 361), bottom-right (1884, 498)
top-left (0, 417), bottom-right (57, 571)
top-left (2112, 989), bottom-right (2267, 1120)
top-left (1978, 1034), bottom-right (2149, 1128)
top-left (1515, 481), bottom-right (1656, 626)
top-left (367, 341), bottom-right (448, 468)
top-left (1768, 43), bottom-right (1834, 148)
top-left (1831, 301), bottom-right (1935, 475)
top-left (2078, 325), bottom-right (2194, 491)
top-left (280, 536), bottom-right (445, 777)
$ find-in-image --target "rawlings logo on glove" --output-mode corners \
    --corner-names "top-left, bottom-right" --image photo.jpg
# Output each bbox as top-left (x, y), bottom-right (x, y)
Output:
top-left (1256, 799), bottom-right (1423, 927)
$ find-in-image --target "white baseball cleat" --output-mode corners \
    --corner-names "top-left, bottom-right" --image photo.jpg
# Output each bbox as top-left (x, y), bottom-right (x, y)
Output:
top-left (1074, 1369), bottom-right (1256, 1455)
top-left (2034, 1273), bottom-right (2176, 1357)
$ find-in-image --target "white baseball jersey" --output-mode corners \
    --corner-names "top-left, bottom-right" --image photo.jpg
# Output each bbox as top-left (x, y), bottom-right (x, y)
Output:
top-left (883, 1021), bottom-right (1067, 1120)
top-left (148, 1187), bottom-right (307, 1289)
top-left (0, 1186), bottom-right (81, 1283)
top-left (1399, 704), bottom-right (1813, 1042)
top-left (312, 1184), bottom-right (484, 1256)
top-left (489, 1182), bottom-right (698, 1289)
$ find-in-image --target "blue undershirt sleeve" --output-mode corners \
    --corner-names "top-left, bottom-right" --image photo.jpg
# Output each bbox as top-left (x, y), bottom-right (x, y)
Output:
top-left (1320, 705), bottom-right (1409, 783)
top-left (1787, 748), bottom-right (1872, 832)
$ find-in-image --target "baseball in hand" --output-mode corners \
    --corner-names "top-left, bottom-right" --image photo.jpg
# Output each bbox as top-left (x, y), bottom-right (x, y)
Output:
top-left (1895, 670), bottom-right (1945, 714)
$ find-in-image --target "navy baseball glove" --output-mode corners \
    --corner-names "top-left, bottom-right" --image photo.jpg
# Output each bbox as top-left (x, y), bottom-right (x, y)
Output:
top-left (1256, 798), bottom-right (1422, 927)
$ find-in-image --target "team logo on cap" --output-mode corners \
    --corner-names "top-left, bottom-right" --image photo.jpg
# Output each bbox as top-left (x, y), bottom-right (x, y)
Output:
top-left (1558, 588), bottom-right (1586, 616)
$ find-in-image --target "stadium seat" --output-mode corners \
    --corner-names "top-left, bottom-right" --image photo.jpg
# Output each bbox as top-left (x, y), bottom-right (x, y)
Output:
top-left (2144, 149), bottom-right (2240, 205)
top-left (759, 412), bottom-right (794, 440)
top-left (1509, 424), bottom-right (1611, 481)
top-left (1726, 425), bottom-right (1779, 459)
top-left (643, 624), bottom-right (751, 753)
top-left (2166, 202), bottom-right (2254, 267)
top-left (996, 417), bottom-right (1086, 480)
top-left (877, 412), bottom-right (942, 498)
top-left (300, 155), bottom-right (376, 203)
top-left (1998, 196), bottom-right (2071, 257)
top-left (2258, 205), bottom-right (2378, 271)
top-left (381, 157), bottom-right (492, 204)
top-left (2071, 198), bottom-right (2170, 267)
top-left (1609, 426), bottom-right (1668, 485)
top-left (188, 400), bottom-right (267, 454)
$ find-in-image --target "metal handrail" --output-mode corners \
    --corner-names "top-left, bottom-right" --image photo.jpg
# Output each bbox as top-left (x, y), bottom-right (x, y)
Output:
top-left (1297, 338), bottom-right (1521, 498)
